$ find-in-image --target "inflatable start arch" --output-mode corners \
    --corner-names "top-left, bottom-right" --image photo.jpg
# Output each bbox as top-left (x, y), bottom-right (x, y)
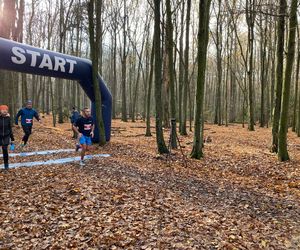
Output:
top-left (0, 37), bottom-right (112, 142)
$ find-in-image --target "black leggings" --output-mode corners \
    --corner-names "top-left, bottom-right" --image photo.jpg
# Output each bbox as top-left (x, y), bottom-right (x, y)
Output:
top-left (22, 125), bottom-right (32, 145)
top-left (2, 146), bottom-right (8, 166)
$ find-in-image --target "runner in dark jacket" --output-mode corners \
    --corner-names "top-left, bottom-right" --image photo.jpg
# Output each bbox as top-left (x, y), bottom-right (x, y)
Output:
top-left (0, 105), bottom-right (14, 170)
top-left (70, 107), bottom-right (80, 139)
top-left (15, 100), bottom-right (41, 147)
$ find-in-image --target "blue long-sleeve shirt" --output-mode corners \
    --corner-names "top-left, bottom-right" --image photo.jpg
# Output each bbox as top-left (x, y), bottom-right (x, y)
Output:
top-left (15, 108), bottom-right (40, 126)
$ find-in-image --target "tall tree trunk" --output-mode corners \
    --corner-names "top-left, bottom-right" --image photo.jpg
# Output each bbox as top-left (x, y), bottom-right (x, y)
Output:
top-left (166, 0), bottom-right (177, 149)
top-left (260, 13), bottom-right (267, 127)
top-left (88, 0), bottom-right (106, 145)
top-left (229, 27), bottom-right (238, 123)
top-left (0, 0), bottom-right (16, 108)
top-left (131, 32), bottom-right (146, 122)
top-left (14, 0), bottom-right (24, 42)
top-left (77, 83), bottom-right (81, 109)
top-left (178, 1), bottom-right (185, 134)
top-left (224, 18), bottom-right (230, 127)
top-left (58, 0), bottom-right (74, 123)
top-left (272, 0), bottom-right (286, 152)
top-left (132, 58), bottom-right (142, 122)
top-left (57, 0), bottom-right (64, 123)
top-left (214, 0), bottom-right (222, 126)
top-left (145, 36), bottom-right (155, 137)
top-left (278, 0), bottom-right (298, 161)
top-left (293, 27), bottom-right (299, 132)
top-left (142, 21), bottom-right (151, 122)
top-left (50, 80), bottom-right (56, 127)
top-left (270, 15), bottom-right (276, 125)
top-left (162, 51), bottom-right (170, 128)
top-left (153, 0), bottom-right (169, 154)
top-left (41, 77), bottom-right (46, 113)
top-left (121, 0), bottom-right (128, 122)
top-left (265, 13), bottom-right (273, 127)
top-left (46, 80), bottom-right (50, 115)
top-left (245, 0), bottom-right (256, 131)
top-left (22, 74), bottom-right (28, 104)
top-left (181, 0), bottom-right (191, 135)
top-left (191, 0), bottom-right (211, 159)
top-left (297, 28), bottom-right (300, 136)
top-left (112, 22), bottom-right (117, 119)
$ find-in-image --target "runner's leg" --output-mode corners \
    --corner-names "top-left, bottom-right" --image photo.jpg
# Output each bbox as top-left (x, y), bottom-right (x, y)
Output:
top-left (79, 135), bottom-right (87, 161)
top-left (86, 137), bottom-right (92, 153)
top-left (2, 145), bottom-right (8, 169)
top-left (81, 144), bottom-right (87, 160)
top-left (22, 125), bottom-right (32, 145)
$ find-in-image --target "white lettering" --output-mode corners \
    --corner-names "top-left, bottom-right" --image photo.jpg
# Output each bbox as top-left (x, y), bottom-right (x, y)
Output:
top-left (26, 49), bottom-right (41, 67)
top-left (54, 56), bottom-right (66, 72)
top-left (11, 47), bottom-right (26, 64)
top-left (11, 47), bottom-right (77, 74)
top-left (39, 54), bottom-right (53, 70)
top-left (66, 59), bottom-right (77, 74)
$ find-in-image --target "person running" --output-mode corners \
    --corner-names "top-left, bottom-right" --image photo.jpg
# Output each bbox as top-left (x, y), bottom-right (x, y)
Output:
top-left (73, 107), bottom-right (94, 166)
top-left (70, 107), bottom-right (80, 139)
top-left (0, 105), bottom-right (15, 170)
top-left (15, 100), bottom-right (41, 147)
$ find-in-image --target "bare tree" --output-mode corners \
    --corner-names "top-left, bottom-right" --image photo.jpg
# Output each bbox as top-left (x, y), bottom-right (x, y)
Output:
top-left (271, 0), bottom-right (286, 153)
top-left (88, 0), bottom-right (106, 145)
top-left (153, 0), bottom-right (169, 154)
top-left (191, 0), bottom-right (212, 159)
top-left (278, 0), bottom-right (298, 161)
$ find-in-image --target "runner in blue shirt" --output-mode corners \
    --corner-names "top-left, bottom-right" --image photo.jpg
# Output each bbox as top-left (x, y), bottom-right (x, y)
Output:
top-left (73, 107), bottom-right (94, 166)
top-left (15, 100), bottom-right (41, 147)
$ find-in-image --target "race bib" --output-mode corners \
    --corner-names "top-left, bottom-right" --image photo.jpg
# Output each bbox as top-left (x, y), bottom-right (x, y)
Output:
top-left (84, 124), bottom-right (92, 130)
top-left (26, 119), bottom-right (32, 124)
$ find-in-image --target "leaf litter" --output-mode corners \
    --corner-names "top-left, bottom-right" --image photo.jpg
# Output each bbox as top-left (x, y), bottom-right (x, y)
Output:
top-left (0, 117), bottom-right (299, 249)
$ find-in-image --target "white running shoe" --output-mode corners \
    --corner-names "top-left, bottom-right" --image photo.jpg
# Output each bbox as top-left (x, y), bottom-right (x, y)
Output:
top-left (79, 160), bottom-right (85, 166)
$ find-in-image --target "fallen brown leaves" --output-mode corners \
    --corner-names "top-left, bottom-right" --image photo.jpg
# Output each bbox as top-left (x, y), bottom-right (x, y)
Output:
top-left (0, 117), bottom-right (300, 249)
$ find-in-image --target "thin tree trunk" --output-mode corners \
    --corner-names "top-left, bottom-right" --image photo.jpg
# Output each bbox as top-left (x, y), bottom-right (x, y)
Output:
top-left (214, 0), bottom-right (222, 126)
top-left (297, 28), bottom-right (300, 136)
top-left (88, 0), bottom-right (106, 145)
top-left (260, 13), bottom-right (267, 127)
top-left (166, 0), bottom-right (177, 149)
top-left (112, 23), bottom-right (117, 119)
top-left (50, 80), bottom-right (56, 127)
top-left (271, 0), bottom-right (286, 152)
top-left (181, 0), bottom-right (191, 135)
top-left (145, 36), bottom-right (155, 137)
top-left (245, 0), bottom-right (256, 131)
top-left (178, 1), bottom-right (185, 134)
top-left (292, 27), bottom-right (299, 132)
top-left (191, 0), bottom-right (211, 159)
top-left (121, 0), bottom-right (128, 122)
top-left (278, 0), bottom-right (298, 161)
top-left (153, 0), bottom-right (169, 154)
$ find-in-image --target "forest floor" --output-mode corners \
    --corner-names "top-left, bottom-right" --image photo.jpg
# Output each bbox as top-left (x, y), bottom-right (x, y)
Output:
top-left (0, 116), bottom-right (300, 249)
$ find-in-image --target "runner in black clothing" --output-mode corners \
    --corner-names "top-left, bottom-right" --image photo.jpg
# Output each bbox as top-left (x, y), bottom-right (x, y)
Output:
top-left (0, 105), bottom-right (15, 170)
top-left (73, 108), bottom-right (94, 166)
top-left (15, 100), bottom-right (41, 147)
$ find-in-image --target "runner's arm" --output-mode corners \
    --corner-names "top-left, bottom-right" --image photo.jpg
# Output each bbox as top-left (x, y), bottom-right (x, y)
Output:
top-left (72, 123), bottom-right (82, 137)
top-left (90, 124), bottom-right (95, 137)
top-left (15, 109), bottom-right (22, 125)
top-left (9, 119), bottom-right (15, 141)
top-left (34, 110), bottom-right (41, 122)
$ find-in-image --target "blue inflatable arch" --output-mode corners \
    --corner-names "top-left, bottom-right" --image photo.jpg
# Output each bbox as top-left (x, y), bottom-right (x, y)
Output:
top-left (0, 37), bottom-right (112, 142)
